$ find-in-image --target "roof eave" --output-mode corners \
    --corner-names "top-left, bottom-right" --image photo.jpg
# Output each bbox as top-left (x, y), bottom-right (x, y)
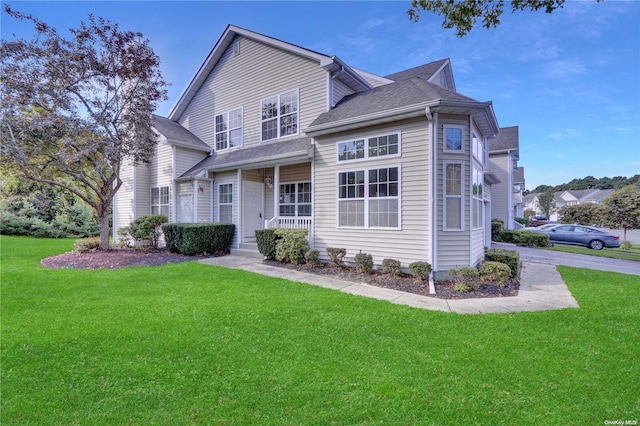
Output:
top-left (305, 103), bottom-right (431, 137)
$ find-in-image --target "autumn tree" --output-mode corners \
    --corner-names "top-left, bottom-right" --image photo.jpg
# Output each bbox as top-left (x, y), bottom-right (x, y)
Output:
top-left (1, 6), bottom-right (168, 249)
top-left (408, 0), bottom-right (602, 36)
top-left (601, 185), bottom-right (640, 242)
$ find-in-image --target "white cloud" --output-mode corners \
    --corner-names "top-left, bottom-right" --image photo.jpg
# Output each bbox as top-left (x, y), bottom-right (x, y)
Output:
top-left (548, 128), bottom-right (580, 140)
top-left (543, 59), bottom-right (587, 80)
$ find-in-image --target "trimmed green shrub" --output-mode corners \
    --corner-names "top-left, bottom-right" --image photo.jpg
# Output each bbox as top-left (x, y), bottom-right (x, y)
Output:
top-left (161, 223), bottom-right (184, 253)
top-left (514, 217), bottom-right (528, 226)
top-left (354, 253), bottom-right (374, 274)
top-left (409, 261), bottom-right (432, 282)
top-left (255, 229), bottom-right (279, 260)
top-left (162, 223), bottom-right (235, 256)
top-left (382, 258), bottom-right (402, 276)
top-left (485, 248), bottom-right (520, 278)
top-left (492, 219), bottom-right (504, 241)
top-left (327, 247), bottom-right (346, 267)
top-left (620, 241), bottom-right (633, 250)
top-left (449, 267), bottom-right (480, 292)
top-left (499, 229), bottom-right (520, 244)
top-left (305, 249), bottom-right (321, 267)
top-left (274, 228), bottom-right (309, 265)
top-left (129, 215), bottom-right (168, 248)
top-left (516, 231), bottom-right (550, 248)
top-left (479, 261), bottom-right (512, 287)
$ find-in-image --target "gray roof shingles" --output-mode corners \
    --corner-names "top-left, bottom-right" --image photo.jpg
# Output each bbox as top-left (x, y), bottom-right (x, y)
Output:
top-left (384, 59), bottom-right (448, 82)
top-left (179, 137), bottom-right (312, 178)
top-left (489, 126), bottom-right (519, 152)
top-left (152, 114), bottom-right (211, 151)
top-left (309, 77), bottom-right (476, 128)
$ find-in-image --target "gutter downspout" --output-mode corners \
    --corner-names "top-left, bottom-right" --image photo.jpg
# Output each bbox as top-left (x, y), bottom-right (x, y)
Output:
top-left (427, 107), bottom-right (437, 295)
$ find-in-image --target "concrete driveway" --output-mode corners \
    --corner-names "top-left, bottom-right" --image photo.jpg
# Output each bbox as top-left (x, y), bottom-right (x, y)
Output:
top-left (492, 242), bottom-right (640, 276)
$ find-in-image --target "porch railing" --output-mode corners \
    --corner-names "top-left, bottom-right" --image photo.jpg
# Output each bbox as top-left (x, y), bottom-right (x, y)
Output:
top-left (265, 216), bottom-right (313, 236)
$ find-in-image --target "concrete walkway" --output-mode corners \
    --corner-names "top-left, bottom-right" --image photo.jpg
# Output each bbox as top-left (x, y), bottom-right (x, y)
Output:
top-left (199, 256), bottom-right (579, 314)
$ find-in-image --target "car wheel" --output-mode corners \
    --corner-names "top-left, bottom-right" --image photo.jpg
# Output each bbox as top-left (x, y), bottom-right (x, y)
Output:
top-left (588, 239), bottom-right (605, 250)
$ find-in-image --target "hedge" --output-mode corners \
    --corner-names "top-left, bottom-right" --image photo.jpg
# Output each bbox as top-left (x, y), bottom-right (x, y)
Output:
top-left (255, 229), bottom-right (279, 260)
top-left (162, 223), bottom-right (235, 256)
top-left (485, 248), bottom-right (520, 278)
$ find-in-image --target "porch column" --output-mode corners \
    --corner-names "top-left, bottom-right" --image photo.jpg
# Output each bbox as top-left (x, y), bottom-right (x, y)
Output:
top-left (273, 164), bottom-right (280, 221)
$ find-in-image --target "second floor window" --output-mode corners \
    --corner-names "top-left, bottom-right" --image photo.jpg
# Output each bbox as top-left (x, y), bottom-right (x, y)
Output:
top-left (261, 89), bottom-right (298, 141)
top-left (215, 108), bottom-right (243, 151)
top-left (338, 132), bottom-right (400, 162)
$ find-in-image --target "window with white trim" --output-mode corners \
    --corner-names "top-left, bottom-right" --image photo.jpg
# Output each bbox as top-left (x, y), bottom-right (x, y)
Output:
top-left (444, 125), bottom-right (464, 152)
top-left (218, 183), bottom-right (233, 223)
top-left (338, 132), bottom-right (400, 162)
top-left (444, 162), bottom-right (464, 231)
top-left (215, 108), bottom-right (243, 151)
top-left (261, 89), bottom-right (298, 141)
top-left (151, 186), bottom-right (169, 216)
top-left (279, 182), bottom-right (311, 217)
top-left (472, 131), bottom-right (484, 165)
top-left (472, 166), bottom-right (483, 229)
top-left (338, 166), bottom-right (399, 228)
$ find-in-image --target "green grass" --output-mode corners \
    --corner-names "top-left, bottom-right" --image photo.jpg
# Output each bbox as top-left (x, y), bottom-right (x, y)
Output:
top-left (2, 236), bottom-right (639, 424)
top-left (543, 243), bottom-right (640, 261)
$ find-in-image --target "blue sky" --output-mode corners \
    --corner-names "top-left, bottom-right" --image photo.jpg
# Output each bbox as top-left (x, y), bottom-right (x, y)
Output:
top-left (2, 1), bottom-right (639, 190)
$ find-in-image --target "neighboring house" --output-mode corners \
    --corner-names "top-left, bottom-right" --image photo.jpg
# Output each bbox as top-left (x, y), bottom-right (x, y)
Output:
top-left (488, 126), bottom-right (524, 229)
top-left (524, 189), bottom-right (614, 221)
top-left (113, 25), bottom-right (504, 278)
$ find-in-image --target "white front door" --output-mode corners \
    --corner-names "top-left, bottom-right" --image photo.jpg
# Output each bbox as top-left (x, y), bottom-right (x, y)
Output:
top-left (243, 181), bottom-right (264, 241)
top-left (178, 194), bottom-right (193, 223)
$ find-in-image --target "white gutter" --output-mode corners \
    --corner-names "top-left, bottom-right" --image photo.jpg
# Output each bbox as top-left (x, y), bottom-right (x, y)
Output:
top-left (427, 107), bottom-right (436, 294)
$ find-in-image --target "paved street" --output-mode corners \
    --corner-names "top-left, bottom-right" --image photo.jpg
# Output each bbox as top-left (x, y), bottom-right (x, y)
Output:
top-left (492, 242), bottom-right (640, 276)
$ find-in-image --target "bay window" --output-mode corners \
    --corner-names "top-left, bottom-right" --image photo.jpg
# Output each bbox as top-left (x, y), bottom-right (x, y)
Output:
top-left (444, 162), bottom-right (463, 230)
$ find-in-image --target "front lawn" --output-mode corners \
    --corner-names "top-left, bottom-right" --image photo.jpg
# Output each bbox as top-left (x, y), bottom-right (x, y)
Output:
top-left (2, 236), bottom-right (639, 424)
top-left (543, 243), bottom-right (640, 261)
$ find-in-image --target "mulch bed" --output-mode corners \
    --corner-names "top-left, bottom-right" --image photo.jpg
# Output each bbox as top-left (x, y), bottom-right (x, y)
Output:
top-left (40, 248), bottom-right (218, 270)
top-left (41, 248), bottom-right (519, 299)
top-left (263, 260), bottom-right (519, 299)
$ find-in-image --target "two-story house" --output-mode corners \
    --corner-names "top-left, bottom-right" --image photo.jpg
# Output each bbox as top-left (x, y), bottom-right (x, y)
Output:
top-left (488, 126), bottom-right (525, 229)
top-left (113, 25), bottom-right (502, 278)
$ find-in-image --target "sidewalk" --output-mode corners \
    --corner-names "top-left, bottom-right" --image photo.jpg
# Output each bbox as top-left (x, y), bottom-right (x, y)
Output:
top-left (198, 256), bottom-right (579, 314)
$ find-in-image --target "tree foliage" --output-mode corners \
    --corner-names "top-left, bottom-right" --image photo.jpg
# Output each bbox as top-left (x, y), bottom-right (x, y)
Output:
top-left (601, 185), bottom-right (640, 241)
top-left (527, 174), bottom-right (640, 195)
top-left (537, 191), bottom-right (556, 219)
top-left (558, 203), bottom-right (603, 226)
top-left (0, 6), bottom-right (167, 249)
top-left (408, 0), bottom-right (602, 37)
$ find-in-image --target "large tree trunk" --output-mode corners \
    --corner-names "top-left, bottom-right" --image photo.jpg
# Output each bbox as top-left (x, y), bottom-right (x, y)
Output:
top-left (98, 210), bottom-right (111, 250)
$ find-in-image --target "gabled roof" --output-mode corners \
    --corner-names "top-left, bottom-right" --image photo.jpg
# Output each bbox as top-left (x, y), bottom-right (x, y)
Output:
top-left (514, 167), bottom-right (525, 184)
top-left (306, 76), bottom-right (498, 137)
top-left (384, 59), bottom-right (455, 91)
top-left (168, 25), bottom-right (372, 121)
top-left (489, 126), bottom-right (519, 153)
top-left (179, 137), bottom-right (313, 178)
top-left (151, 114), bottom-right (210, 152)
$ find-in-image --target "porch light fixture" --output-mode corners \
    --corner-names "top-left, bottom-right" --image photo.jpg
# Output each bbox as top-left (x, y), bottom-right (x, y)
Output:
top-left (264, 176), bottom-right (273, 188)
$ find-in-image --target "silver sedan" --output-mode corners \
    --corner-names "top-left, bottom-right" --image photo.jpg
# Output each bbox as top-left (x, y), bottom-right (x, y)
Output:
top-left (529, 224), bottom-right (621, 250)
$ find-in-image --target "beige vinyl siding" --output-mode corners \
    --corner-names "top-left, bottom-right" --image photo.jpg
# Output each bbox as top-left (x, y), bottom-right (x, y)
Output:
top-left (134, 164), bottom-right (150, 219)
top-left (471, 228), bottom-right (485, 266)
top-left (114, 160), bottom-right (136, 238)
top-left (332, 80), bottom-right (354, 107)
top-left (175, 147), bottom-right (208, 177)
top-left (313, 118), bottom-right (431, 268)
top-left (488, 153), bottom-right (510, 224)
top-left (195, 178), bottom-right (212, 223)
top-left (177, 36), bottom-right (328, 150)
top-left (280, 163), bottom-right (311, 182)
top-left (436, 114), bottom-right (471, 271)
